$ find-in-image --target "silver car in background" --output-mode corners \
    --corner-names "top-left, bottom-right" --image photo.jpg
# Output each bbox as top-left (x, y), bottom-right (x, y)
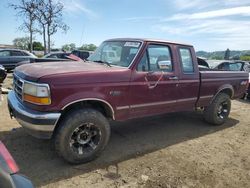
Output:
top-left (0, 49), bottom-right (37, 71)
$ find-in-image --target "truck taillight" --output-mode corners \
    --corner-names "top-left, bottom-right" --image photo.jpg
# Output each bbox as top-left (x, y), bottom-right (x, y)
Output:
top-left (0, 141), bottom-right (19, 174)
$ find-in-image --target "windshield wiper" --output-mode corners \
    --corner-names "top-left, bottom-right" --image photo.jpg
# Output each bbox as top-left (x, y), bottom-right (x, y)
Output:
top-left (93, 60), bottom-right (111, 67)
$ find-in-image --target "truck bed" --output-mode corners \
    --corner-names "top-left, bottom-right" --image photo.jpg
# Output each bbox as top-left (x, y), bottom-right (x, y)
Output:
top-left (197, 70), bottom-right (249, 107)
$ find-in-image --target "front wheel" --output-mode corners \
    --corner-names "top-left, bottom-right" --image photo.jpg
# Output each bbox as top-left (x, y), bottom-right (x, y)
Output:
top-left (204, 93), bottom-right (231, 125)
top-left (55, 108), bottom-right (110, 164)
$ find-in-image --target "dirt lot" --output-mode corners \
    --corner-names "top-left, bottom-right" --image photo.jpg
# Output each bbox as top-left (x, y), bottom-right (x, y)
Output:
top-left (0, 74), bottom-right (250, 188)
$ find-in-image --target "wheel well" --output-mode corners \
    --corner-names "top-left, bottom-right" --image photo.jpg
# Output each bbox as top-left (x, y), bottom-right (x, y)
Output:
top-left (220, 88), bottom-right (233, 98)
top-left (62, 100), bottom-right (114, 119)
top-left (208, 88), bottom-right (233, 106)
top-left (52, 100), bottom-right (114, 138)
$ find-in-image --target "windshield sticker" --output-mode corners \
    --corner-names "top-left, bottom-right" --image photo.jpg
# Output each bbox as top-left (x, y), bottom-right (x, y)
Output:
top-left (124, 42), bottom-right (140, 48)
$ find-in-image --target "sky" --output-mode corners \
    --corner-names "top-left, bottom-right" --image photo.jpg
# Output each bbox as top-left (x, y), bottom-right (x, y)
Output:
top-left (0, 0), bottom-right (250, 51)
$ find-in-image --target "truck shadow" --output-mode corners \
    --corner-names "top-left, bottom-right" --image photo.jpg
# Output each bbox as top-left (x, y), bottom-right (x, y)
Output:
top-left (237, 98), bottom-right (250, 104)
top-left (0, 112), bottom-right (239, 187)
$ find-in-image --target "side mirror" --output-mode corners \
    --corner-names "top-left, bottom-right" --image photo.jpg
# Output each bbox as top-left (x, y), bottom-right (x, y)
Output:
top-left (157, 60), bottom-right (172, 71)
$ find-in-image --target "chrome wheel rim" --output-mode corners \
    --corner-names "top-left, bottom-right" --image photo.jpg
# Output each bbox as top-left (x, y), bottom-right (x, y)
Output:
top-left (70, 123), bottom-right (101, 155)
top-left (217, 101), bottom-right (228, 119)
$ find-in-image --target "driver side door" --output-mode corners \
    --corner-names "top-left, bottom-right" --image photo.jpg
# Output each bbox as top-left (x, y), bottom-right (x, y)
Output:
top-left (128, 43), bottom-right (179, 119)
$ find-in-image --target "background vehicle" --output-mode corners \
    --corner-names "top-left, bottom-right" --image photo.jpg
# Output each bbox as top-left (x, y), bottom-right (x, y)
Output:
top-left (16, 54), bottom-right (82, 67)
top-left (0, 141), bottom-right (34, 188)
top-left (0, 64), bottom-right (7, 83)
top-left (246, 76), bottom-right (250, 99)
top-left (206, 60), bottom-right (247, 71)
top-left (0, 49), bottom-right (37, 71)
top-left (71, 50), bottom-right (93, 60)
top-left (242, 62), bottom-right (250, 99)
top-left (43, 52), bottom-right (71, 59)
top-left (8, 38), bottom-right (249, 164)
top-left (204, 60), bottom-right (250, 99)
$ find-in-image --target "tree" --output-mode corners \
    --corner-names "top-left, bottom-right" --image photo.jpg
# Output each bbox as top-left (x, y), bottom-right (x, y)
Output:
top-left (69, 43), bottom-right (76, 51)
top-left (13, 37), bottom-right (29, 50)
top-left (211, 56), bottom-right (223, 60)
top-left (61, 44), bottom-right (70, 51)
top-left (36, 0), bottom-right (69, 53)
top-left (32, 41), bottom-right (44, 51)
top-left (224, 48), bottom-right (230, 60)
top-left (35, 0), bottom-right (47, 54)
top-left (240, 56), bottom-right (250, 61)
top-left (79, 44), bottom-right (97, 51)
top-left (46, 0), bottom-right (69, 53)
top-left (10, 0), bottom-right (38, 52)
top-left (62, 43), bottom-right (76, 51)
top-left (231, 55), bottom-right (240, 60)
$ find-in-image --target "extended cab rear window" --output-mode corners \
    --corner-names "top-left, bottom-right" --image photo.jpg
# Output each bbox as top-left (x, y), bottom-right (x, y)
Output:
top-left (179, 48), bottom-right (194, 73)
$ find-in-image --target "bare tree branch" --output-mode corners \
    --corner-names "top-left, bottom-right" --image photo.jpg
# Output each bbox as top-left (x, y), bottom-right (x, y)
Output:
top-left (10, 0), bottom-right (38, 52)
top-left (36, 0), bottom-right (69, 53)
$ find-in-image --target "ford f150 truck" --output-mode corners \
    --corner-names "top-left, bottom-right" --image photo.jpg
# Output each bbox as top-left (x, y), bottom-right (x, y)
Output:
top-left (8, 38), bottom-right (249, 164)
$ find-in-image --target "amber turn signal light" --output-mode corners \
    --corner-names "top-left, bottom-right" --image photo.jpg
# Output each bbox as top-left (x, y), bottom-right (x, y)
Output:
top-left (23, 94), bottom-right (51, 105)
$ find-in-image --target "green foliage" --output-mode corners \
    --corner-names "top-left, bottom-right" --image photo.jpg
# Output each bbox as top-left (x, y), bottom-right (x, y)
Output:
top-left (231, 55), bottom-right (240, 60)
top-left (196, 51), bottom-right (224, 60)
top-left (13, 37), bottom-right (44, 51)
top-left (13, 37), bottom-right (29, 50)
top-left (196, 50), bottom-right (250, 60)
top-left (211, 56), bottom-right (223, 60)
top-left (29, 41), bottom-right (44, 51)
top-left (62, 43), bottom-right (97, 52)
top-left (78, 44), bottom-right (97, 51)
top-left (240, 56), bottom-right (250, 61)
top-left (62, 43), bottom-right (76, 51)
top-left (241, 50), bottom-right (250, 56)
top-left (51, 48), bottom-right (60, 52)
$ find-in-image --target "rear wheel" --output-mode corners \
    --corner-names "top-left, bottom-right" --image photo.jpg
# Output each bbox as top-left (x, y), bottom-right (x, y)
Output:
top-left (204, 93), bottom-right (231, 125)
top-left (55, 108), bottom-right (110, 164)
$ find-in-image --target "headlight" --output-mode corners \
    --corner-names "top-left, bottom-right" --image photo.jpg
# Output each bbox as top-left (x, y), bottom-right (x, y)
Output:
top-left (23, 82), bottom-right (51, 105)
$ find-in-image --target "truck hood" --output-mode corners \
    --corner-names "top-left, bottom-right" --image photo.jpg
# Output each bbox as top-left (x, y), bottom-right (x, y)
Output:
top-left (15, 61), bottom-right (126, 82)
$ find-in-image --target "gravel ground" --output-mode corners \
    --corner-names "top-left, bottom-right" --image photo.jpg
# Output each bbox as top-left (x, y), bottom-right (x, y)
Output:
top-left (0, 74), bottom-right (249, 188)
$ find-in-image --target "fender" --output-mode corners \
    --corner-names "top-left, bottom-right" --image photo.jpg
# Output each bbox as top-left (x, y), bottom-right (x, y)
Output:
top-left (209, 84), bottom-right (234, 104)
top-left (61, 97), bottom-right (115, 120)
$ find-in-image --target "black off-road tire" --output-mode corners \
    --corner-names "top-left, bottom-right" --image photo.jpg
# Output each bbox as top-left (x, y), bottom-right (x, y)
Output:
top-left (55, 108), bottom-right (110, 164)
top-left (204, 93), bottom-right (231, 125)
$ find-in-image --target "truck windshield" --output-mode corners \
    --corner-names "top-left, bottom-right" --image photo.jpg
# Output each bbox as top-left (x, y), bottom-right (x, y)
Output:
top-left (87, 41), bottom-right (142, 67)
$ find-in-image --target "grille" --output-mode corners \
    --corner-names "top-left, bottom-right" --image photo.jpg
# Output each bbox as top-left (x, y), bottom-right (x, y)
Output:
top-left (13, 74), bottom-right (24, 101)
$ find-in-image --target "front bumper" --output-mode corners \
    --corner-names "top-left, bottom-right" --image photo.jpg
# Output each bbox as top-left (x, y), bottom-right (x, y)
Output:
top-left (7, 91), bottom-right (61, 139)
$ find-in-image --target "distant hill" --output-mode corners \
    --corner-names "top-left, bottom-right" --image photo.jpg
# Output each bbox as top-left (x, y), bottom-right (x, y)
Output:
top-left (196, 50), bottom-right (250, 60)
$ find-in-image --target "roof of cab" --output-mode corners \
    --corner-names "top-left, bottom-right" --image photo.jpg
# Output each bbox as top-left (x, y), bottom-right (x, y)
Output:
top-left (105, 38), bottom-right (193, 47)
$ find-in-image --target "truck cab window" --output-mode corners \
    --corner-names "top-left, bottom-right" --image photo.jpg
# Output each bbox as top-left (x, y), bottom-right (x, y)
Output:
top-left (137, 44), bottom-right (173, 72)
top-left (88, 41), bottom-right (141, 67)
top-left (179, 48), bottom-right (194, 73)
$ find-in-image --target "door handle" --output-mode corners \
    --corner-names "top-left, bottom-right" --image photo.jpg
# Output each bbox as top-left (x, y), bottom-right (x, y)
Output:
top-left (168, 76), bottom-right (178, 80)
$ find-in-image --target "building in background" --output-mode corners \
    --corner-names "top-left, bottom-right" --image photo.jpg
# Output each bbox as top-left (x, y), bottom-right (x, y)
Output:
top-left (0, 44), bottom-right (16, 49)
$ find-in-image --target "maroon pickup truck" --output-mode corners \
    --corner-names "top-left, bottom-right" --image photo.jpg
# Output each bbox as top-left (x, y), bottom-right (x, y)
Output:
top-left (8, 38), bottom-right (249, 164)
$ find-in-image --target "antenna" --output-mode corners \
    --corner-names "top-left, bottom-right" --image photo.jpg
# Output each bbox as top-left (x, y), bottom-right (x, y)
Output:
top-left (79, 24), bottom-right (85, 47)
